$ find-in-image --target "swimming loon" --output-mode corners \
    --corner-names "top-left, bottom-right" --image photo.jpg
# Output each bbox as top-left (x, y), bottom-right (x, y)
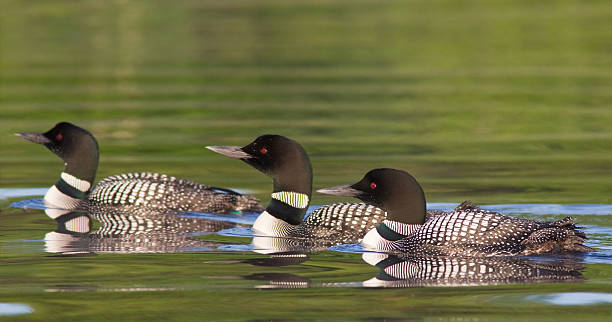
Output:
top-left (318, 168), bottom-right (594, 256)
top-left (206, 135), bottom-right (385, 245)
top-left (16, 122), bottom-right (264, 216)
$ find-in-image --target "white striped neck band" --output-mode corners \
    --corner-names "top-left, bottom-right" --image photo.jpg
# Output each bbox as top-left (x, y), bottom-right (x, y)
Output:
top-left (270, 191), bottom-right (309, 209)
top-left (61, 172), bottom-right (91, 192)
top-left (54, 172), bottom-right (91, 199)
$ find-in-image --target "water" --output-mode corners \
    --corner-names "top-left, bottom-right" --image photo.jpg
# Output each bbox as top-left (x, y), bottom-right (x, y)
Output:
top-left (1, 189), bottom-right (611, 320)
top-left (525, 292), bottom-right (612, 306)
top-left (3, 1), bottom-right (612, 319)
top-left (0, 188), bottom-right (48, 201)
top-left (0, 303), bottom-right (34, 317)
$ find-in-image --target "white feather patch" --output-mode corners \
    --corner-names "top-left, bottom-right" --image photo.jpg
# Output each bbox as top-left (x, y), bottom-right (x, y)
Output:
top-left (383, 220), bottom-right (421, 236)
top-left (61, 172), bottom-right (91, 192)
top-left (44, 186), bottom-right (82, 209)
top-left (252, 211), bottom-right (298, 237)
top-left (271, 191), bottom-right (309, 209)
top-left (361, 228), bottom-right (391, 250)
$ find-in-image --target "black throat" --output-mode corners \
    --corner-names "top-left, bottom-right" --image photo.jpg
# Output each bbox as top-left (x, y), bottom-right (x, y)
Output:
top-left (380, 172), bottom-right (427, 225)
top-left (265, 155), bottom-right (313, 225)
top-left (375, 223), bottom-right (408, 241)
top-left (54, 176), bottom-right (89, 199)
top-left (266, 198), bottom-right (307, 225)
top-left (64, 147), bottom-right (99, 185)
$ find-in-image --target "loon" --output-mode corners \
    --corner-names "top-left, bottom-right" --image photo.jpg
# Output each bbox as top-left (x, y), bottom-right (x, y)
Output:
top-left (318, 168), bottom-right (594, 256)
top-left (206, 135), bottom-right (386, 245)
top-left (16, 122), bottom-right (264, 217)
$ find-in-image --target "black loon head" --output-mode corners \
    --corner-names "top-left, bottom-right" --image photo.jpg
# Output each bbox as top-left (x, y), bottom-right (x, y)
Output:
top-left (317, 168), bottom-right (427, 225)
top-left (16, 122), bottom-right (99, 183)
top-left (206, 135), bottom-right (313, 224)
top-left (207, 135), bottom-right (312, 196)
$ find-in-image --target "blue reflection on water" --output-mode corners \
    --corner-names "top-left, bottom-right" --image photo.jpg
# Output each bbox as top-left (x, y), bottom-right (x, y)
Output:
top-left (0, 303), bottom-right (34, 316)
top-left (182, 211), bottom-right (259, 225)
top-left (217, 227), bottom-right (255, 237)
top-left (525, 292), bottom-right (612, 305)
top-left (329, 243), bottom-right (365, 253)
top-left (0, 188), bottom-right (47, 200)
top-left (9, 197), bottom-right (46, 209)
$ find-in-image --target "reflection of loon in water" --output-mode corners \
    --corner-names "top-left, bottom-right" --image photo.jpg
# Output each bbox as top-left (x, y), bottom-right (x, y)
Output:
top-left (232, 251), bottom-right (585, 289)
top-left (240, 252), bottom-right (312, 289)
top-left (44, 207), bottom-right (236, 254)
top-left (360, 252), bottom-right (585, 288)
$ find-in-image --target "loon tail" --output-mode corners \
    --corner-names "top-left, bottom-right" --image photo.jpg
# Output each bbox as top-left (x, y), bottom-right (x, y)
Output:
top-left (453, 200), bottom-right (479, 212)
top-left (521, 217), bottom-right (594, 254)
top-left (424, 201), bottom-right (478, 221)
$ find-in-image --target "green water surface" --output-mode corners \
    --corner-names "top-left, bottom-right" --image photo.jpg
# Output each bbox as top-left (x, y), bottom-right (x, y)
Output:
top-left (1, 0), bottom-right (612, 320)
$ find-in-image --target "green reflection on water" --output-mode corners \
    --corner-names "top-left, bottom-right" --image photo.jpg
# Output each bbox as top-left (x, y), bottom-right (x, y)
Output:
top-left (2, 0), bottom-right (612, 320)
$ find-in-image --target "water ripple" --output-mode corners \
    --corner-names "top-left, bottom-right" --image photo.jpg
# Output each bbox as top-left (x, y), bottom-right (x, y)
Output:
top-left (0, 188), bottom-right (47, 200)
top-left (10, 197), bottom-right (612, 217)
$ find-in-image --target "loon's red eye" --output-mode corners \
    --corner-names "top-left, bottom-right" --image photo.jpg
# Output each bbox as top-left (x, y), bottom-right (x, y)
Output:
top-left (260, 147), bottom-right (268, 154)
top-left (56, 133), bottom-right (63, 141)
top-left (370, 182), bottom-right (377, 190)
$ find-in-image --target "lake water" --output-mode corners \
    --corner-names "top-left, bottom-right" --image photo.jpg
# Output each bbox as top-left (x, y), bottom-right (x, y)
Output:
top-left (3, 2), bottom-right (612, 319)
top-left (1, 188), bottom-right (611, 321)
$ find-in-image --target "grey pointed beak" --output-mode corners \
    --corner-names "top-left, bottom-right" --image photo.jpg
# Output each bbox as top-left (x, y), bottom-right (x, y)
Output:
top-left (15, 132), bottom-right (51, 144)
top-left (316, 184), bottom-right (362, 197)
top-left (206, 145), bottom-right (251, 159)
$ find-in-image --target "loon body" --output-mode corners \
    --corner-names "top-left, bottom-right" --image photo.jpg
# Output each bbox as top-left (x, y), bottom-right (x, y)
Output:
top-left (17, 122), bottom-right (263, 216)
top-left (318, 168), bottom-right (593, 256)
top-left (89, 172), bottom-right (262, 214)
top-left (206, 135), bottom-right (385, 245)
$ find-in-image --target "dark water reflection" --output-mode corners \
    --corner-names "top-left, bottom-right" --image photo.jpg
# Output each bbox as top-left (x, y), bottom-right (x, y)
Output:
top-left (11, 198), bottom-right (236, 254)
top-left (236, 252), bottom-right (588, 289)
top-left (7, 197), bottom-right (612, 290)
top-left (45, 211), bottom-right (235, 255)
top-left (360, 253), bottom-right (585, 288)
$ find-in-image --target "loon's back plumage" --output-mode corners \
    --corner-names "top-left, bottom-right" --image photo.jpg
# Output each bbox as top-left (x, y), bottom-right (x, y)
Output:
top-left (386, 202), bottom-right (592, 256)
top-left (300, 203), bottom-right (385, 244)
top-left (89, 172), bottom-right (263, 214)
